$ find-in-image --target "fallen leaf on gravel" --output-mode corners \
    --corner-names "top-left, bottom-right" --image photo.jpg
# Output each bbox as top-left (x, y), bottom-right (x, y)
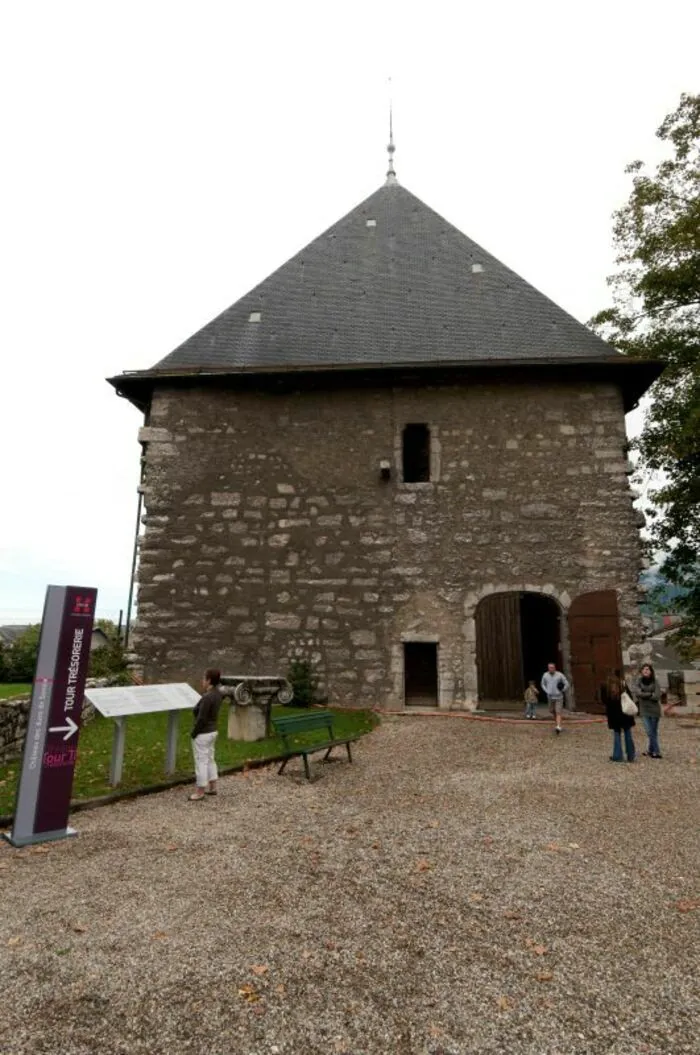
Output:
top-left (468, 893), bottom-right (484, 903)
top-left (675, 899), bottom-right (700, 913)
top-left (568, 842), bottom-right (580, 849)
top-left (532, 944), bottom-right (549, 956)
top-left (250, 964), bottom-right (268, 975)
top-left (151, 931), bottom-right (168, 941)
top-left (536, 970), bottom-right (554, 982)
top-left (545, 842), bottom-right (560, 852)
top-left (7, 936), bottom-right (22, 947)
top-left (237, 983), bottom-right (260, 1003)
top-left (71, 923), bottom-right (88, 934)
top-left (165, 844), bottom-right (179, 852)
top-left (504, 910), bottom-right (521, 920)
top-left (496, 995), bottom-right (513, 1011)
top-left (415, 858), bottom-right (433, 872)
top-left (428, 821), bottom-right (440, 829)
top-left (371, 841), bottom-right (381, 850)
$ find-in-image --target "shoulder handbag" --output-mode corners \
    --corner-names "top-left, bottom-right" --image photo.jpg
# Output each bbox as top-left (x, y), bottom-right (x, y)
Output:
top-left (621, 691), bottom-right (638, 717)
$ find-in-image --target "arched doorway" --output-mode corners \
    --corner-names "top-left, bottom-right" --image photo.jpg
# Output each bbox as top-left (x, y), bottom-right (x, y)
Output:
top-left (475, 592), bottom-right (561, 703)
top-left (568, 591), bottom-right (622, 714)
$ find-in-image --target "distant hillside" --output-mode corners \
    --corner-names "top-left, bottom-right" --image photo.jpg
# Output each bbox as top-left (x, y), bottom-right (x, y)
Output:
top-left (640, 570), bottom-right (688, 614)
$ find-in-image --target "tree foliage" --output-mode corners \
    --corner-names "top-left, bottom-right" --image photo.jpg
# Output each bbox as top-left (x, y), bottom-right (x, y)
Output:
top-left (591, 93), bottom-right (700, 657)
top-left (0, 620), bottom-right (129, 683)
top-left (5, 625), bottom-right (42, 682)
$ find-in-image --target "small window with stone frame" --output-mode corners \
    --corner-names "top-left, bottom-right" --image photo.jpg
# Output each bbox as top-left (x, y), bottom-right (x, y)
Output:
top-left (402, 423), bottom-right (431, 483)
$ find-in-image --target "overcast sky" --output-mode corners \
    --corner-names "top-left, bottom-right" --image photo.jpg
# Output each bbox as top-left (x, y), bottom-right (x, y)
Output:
top-left (1, 0), bottom-right (698, 624)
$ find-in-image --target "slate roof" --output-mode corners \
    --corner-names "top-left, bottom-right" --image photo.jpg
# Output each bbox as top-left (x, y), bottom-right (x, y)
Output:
top-left (147, 182), bottom-right (619, 374)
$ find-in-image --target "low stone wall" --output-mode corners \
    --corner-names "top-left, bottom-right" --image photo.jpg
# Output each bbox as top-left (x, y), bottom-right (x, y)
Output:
top-left (0, 685), bottom-right (104, 765)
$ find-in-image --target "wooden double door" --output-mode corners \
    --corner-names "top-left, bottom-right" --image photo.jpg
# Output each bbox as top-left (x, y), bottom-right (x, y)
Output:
top-left (476, 589), bottom-right (622, 713)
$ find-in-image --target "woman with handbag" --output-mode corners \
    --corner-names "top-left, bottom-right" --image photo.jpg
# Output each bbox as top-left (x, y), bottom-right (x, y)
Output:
top-left (601, 670), bottom-right (636, 763)
top-left (633, 663), bottom-right (663, 759)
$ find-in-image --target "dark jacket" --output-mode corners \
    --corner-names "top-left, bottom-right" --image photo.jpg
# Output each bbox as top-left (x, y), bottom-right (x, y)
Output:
top-left (633, 676), bottom-right (661, 719)
top-left (191, 687), bottom-right (222, 739)
top-left (601, 683), bottom-right (635, 732)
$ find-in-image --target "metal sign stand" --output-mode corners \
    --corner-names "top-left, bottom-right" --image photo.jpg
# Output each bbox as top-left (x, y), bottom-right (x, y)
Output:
top-left (165, 711), bottom-right (180, 776)
top-left (85, 683), bottom-right (199, 787)
top-left (107, 709), bottom-right (181, 786)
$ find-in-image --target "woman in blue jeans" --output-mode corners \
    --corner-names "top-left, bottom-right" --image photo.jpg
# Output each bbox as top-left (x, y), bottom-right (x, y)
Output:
top-left (633, 663), bottom-right (663, 759)
top-left (601, 670), bottom-right (636, 763)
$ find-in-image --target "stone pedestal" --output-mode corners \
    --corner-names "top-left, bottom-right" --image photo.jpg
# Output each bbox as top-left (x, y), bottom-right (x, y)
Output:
top-left (227, 702), bottom-right (268, 742)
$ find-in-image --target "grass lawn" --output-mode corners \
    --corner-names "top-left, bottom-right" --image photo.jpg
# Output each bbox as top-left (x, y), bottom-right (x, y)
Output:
top-left (0, 684), bottom-right (32, 700)
top-left (0, 704), bottom-right (377, 816)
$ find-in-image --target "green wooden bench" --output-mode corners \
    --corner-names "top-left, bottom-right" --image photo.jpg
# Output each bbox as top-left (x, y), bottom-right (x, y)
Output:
top-left (272, 710), bottom-right (358, 781)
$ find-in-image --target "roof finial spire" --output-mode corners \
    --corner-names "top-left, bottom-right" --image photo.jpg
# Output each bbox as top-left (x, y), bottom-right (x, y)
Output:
top-left (385, 78), bottom-right (397, 185)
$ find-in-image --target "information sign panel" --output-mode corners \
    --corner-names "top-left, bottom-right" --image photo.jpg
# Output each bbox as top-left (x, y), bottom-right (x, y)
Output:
top-left (84, 683), bottom-right (201, 785)
top-left (4, 585), bottom-right (96, 847)
top-left (85, 683), bottom-right (199, 717)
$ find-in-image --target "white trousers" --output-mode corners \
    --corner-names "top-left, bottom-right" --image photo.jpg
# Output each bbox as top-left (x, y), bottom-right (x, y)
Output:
top-left (192, 731), bottom-right (218, 787)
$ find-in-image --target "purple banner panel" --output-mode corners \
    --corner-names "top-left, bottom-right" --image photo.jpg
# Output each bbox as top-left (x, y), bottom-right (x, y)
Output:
top-left (5, 585), bottom-right (97, 847)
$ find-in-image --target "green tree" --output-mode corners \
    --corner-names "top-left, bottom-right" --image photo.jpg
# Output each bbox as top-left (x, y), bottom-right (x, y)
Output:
top-left (7, 625), bottom-right (41, 681)
top-left (591, 93), bottom-right (700, 658)
top-left (0, 641), bottom-right (9, 682)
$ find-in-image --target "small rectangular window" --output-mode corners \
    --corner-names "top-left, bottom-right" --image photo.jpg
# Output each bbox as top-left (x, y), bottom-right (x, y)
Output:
top-left (402, 423), bottom-right (431, 482)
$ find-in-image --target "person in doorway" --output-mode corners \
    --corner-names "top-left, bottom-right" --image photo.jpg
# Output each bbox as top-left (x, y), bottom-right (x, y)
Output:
top-left (524, 680), bottom-right (539, 719)
top-left (189, 668), bottom-right (223, 801)
top-left (601, 669), bottom-right (636, 763)
top-left (633, 663), bottom-right (663, 758)
top-left (541, 662), bottom-right (570, 734)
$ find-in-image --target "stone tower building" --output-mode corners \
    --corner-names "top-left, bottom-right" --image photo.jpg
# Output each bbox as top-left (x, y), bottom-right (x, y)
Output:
top-left (110, 163), bottom-right (660, 712)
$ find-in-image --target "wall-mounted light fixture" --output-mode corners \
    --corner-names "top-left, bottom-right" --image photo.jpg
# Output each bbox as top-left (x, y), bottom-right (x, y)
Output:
top-left (379, 459), bottom-right (391, 480)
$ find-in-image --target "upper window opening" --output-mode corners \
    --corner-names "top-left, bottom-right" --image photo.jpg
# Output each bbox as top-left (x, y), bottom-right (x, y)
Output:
top-left (402, 423), bottom-right (431, 483)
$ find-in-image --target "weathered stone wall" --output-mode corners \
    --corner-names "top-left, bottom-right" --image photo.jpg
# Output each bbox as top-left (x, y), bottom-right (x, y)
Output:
top-left (0, 694), bottom-right (95, 764)
top-left (132, 379), bottom-right (646, 708)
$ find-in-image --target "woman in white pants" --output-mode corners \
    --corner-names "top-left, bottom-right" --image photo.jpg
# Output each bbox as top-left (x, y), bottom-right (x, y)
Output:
top-left (189, 668), bottom-right (223, 801)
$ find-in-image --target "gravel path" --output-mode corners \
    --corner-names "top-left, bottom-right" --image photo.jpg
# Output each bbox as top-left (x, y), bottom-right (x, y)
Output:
top-left (1, 716), bottom-right (699, 1055)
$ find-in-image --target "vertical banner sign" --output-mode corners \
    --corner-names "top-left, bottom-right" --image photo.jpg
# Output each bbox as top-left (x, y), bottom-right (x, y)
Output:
top-left (4, 585), bottom-right (97, 847)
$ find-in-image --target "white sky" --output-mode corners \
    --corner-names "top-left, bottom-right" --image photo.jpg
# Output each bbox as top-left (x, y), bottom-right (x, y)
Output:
top-left (1, 0), bottom-right (698, 623)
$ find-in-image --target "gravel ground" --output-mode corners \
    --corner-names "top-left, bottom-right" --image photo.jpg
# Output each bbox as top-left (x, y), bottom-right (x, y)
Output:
top-left (1, 715), bottom-right (699, 1055)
